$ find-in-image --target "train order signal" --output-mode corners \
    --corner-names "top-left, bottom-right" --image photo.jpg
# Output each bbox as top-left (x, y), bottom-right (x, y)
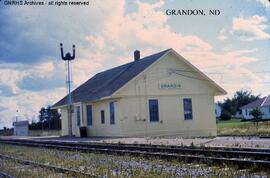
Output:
top-left (60, 43), bottom-right (75, 61)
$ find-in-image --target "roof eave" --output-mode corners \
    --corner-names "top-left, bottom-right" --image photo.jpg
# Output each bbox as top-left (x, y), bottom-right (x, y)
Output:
top-left (51, 104), bottom-right (67, 109)
top-left (169, 49), bottom-right (227, 96)
top-left (215, 90), bottom-right (227, 96)
top-left (82, 96), bottom-right (122, 103)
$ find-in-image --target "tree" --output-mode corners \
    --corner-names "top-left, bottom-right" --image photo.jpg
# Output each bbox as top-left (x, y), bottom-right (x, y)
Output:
top-left (233, 90), bottom-right (260, 114)
top-left (30, 106), bottom-right (61, 130)
top-left (221, 90), bottom-right (260, 115)
top-left (249, 108), bottom-right (263, 130)
top-left (39, 107), bottom-right (46, 123)
top-left (221, 98), bottom-right (235, 115)
top-left (250, 108), bottom-right (263, 120)
top-left (220, 110), bottom-right (232, 120)
top-left (47, 106), bottom-right (61, 130)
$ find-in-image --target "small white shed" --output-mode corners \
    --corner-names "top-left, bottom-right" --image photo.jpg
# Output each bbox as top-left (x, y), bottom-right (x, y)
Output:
top-left (13, 120), bottom-right (29, 136)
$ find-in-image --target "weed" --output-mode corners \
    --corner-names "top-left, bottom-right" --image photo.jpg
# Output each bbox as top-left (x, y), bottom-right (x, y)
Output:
top-left (0, 143), bottom-right (268, 178)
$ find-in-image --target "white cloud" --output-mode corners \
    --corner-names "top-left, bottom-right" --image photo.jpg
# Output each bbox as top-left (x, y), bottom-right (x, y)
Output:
top-left (88, 0), bottom-right (212, 59)
top-left (85, 36), bottom-right (105, 50)
top-left (0, 0), bottom-right (269, 128)
top-left (34, 61), bottom-right (54, 74)
top-left (71, 57), bottom-right (103, 86)
top-left (181, 48), bottom-right (265, 100)
top-left (256, 0), bottom-right (270, 10)
top-left (87, 0), bottom-right (267, 101)
top-left (217, 35), bottom-right (227, 41)
top-left (0, 88), bottom-right (66, 127)
top-left (0, 68), bottom-right (28, 95)
top-left (216, 28), bottom-right (227, 41)
top-left (232, 15), bottom-right (270, 41)
top-left (0, 60), bottom-right (65, 127)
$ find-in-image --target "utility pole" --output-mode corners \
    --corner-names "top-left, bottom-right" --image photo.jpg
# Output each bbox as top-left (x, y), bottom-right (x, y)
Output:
top-left (15, 110), bottom-right (18, 136)
top-left (60, 43), bottom-right (75, 136)
top-left (15, 110), bottom-right (18, 122)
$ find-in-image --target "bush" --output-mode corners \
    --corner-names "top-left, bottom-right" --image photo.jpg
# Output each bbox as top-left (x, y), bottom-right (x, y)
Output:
top-left (220, 110), bottom-right (231, 120)
top-left (250, 108), bottom-right (263, 121)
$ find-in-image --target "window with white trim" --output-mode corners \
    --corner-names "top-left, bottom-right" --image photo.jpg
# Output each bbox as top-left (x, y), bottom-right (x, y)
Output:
top-left (86, 105), bottom-right (92, 126)
top-left (149, 99), bottom-right (159, 122)
top-left (109, 102), bottom-right (115, 125)
top-left (76, 106), bottom-right (80, 126)
top-left (101, 110), bottom-right (105, 124)
top-left (183, 98), bottom-right (193, 120)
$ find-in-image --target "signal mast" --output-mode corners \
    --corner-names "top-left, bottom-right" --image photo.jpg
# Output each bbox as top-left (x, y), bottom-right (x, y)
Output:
top-left (60, 43), bottom-right (75, 136)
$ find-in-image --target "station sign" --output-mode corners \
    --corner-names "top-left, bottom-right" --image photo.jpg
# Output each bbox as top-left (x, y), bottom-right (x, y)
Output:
top-left (159, 83), bottom-right (181, 89)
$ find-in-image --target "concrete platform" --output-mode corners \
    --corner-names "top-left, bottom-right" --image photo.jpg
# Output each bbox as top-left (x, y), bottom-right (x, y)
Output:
top-left (1, 136), bottom-right (270, 148)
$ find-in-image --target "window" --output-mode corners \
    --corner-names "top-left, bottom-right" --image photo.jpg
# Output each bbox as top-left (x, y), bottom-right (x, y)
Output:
top-left (183, 98), bottom-right (193, 120)
top-left (149, 99), bottom-right (159, 122)
top-left (76, 106), bottom-right (80, 126)
top-left (110, 102), bottom-right (115, 125)
top-left (86, 105), bottom-right (93, 126)
top-left (101, 110), bottom-right (105, 124)
top-left (245, 109), bottom-right (248, 116)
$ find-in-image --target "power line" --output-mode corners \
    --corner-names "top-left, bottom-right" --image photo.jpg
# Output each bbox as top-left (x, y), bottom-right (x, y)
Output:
top-left (170, 68), bottom-right (270, 75)
top-left (170, 69), bottom-right (223, 74)
top-left (169, 70), bottom-right (270, 85)
top-left (171, 71), bottom-right (212, 82)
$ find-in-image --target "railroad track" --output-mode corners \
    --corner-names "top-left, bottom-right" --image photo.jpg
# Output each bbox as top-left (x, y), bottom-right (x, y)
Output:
top-left (1, 139), bottom-right (270, 160)
top-left (0, 171), bottom-right (15, 178)
top-left (0, 153), bottom-right (96, 178)
top-left (2, 138), bottom-right (270, 152)
top-left (0, 139), bottom-right (269, 170)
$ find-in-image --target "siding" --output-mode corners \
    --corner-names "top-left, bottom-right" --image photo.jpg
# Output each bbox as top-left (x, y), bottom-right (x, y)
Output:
top-left (60, 52), bottom-right (220, 137)
top-left (117, 95), bottom-right (216, 137)
top-left (113, 53), bottom-right (217, 137)
top-left (242, 106), bottom-right (270, 120)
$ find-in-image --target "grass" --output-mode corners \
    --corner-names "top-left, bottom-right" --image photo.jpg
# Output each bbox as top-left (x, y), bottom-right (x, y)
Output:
top-left (217, 118), bottom-right (243, 129)
top-left (0, 143), bottom-right (268, 178)
top-left (0, 159), bottom-right (65, 178)
top-left (217, 118), bottom-right (270, 136)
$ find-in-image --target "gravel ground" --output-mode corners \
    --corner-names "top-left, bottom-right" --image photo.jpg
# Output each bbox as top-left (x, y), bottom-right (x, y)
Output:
top-left (1, 136), bottom-right (270, 148)
top-left (0, 144), bottom-right (268, 178)
top-left (98, 136), bottom-right (270, 148)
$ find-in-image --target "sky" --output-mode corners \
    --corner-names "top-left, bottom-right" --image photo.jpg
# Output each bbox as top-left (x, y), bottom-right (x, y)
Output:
top-left (0, 0), bottom-right (269, 128)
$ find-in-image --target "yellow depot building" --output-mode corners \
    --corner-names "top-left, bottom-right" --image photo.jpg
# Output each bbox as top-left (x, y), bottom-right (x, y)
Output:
top-left (52, 48), bottom-right (226, 137)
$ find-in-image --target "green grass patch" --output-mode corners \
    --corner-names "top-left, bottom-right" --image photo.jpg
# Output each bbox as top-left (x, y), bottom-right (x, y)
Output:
top-left (217, 118), bottom-right (270, 136)
top-left (217, 118), bottom-right (242, 129)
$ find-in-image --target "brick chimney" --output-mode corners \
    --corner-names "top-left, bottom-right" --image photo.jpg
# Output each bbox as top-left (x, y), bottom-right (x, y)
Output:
top-left (134, 50), bottom-right (140, 61)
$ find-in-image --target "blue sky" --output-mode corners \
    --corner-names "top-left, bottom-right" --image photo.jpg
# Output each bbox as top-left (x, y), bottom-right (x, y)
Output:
top-left (0, 0), bottom-right (269, 128)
